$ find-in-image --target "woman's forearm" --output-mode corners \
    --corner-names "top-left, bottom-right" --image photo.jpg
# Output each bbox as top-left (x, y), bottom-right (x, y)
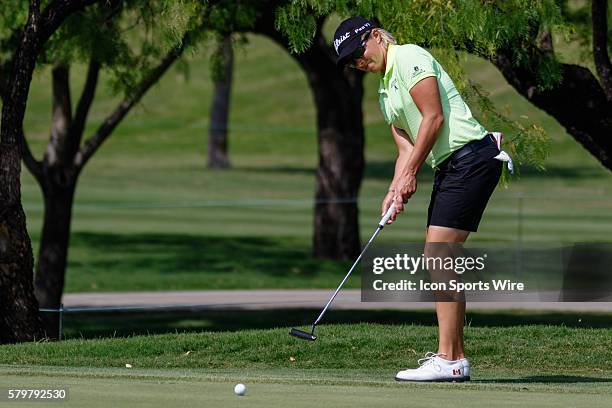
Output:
top-left (403, 114), bottom-right (444, 176)
top-left (390, 152), bottom-right (411, 191)
top-left (389, 125), bottom-right (415, 192)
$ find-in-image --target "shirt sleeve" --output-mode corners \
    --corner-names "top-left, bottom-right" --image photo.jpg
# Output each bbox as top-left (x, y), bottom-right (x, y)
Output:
top-left (396, 45), bottom-right (436, 91)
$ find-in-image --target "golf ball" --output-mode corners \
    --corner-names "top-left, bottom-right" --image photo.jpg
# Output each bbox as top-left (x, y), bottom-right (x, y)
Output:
top-left (234, 383), bottom-right (246, 396)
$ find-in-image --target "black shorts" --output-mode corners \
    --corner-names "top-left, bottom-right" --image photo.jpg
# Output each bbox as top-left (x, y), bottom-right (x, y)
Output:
top-left (427, 136), bottom-right (502, 232)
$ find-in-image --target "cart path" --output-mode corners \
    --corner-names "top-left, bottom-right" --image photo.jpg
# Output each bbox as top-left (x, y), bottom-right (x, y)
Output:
top-left (60, 290), bottom-right (612, 312)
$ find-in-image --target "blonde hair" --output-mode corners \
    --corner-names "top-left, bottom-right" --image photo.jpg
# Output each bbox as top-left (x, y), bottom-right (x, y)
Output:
top-left (374, 28), bottom-right (397, 46)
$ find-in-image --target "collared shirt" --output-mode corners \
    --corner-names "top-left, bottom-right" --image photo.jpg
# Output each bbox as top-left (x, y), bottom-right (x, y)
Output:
top-left (379, 44), bottom-right (487, 168)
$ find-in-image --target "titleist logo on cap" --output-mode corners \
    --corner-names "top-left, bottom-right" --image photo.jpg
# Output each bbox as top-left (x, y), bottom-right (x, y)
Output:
top-left (334, 33), bottom-right (350, 52)
top-left (333, 22), bottom-right (372, 53)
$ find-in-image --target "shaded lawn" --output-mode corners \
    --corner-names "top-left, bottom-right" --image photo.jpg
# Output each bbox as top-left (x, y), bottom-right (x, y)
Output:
top-left (64, 232), bottom-right (351, 292)
top-left (59, 308), bottom-right (612, 340)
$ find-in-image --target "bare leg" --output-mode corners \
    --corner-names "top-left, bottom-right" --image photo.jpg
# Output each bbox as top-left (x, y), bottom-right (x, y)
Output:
top-left (426, 225), bottom-right (470, 361)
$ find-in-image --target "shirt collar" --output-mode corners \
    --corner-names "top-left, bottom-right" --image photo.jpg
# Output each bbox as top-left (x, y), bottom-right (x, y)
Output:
top-left (382, 43), bottom-right (397, 88)
top-left (378, 44), bottom-right (398, 94)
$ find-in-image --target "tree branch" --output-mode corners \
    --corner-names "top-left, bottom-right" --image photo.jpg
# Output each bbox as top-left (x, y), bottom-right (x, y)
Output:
top-left (592, 0), bottom-right (612, 100)
top-left (45, 64), bottom-right (72, 167)
top-left (29, 0), bottom-right (41, 18)
top-left (0, 62), bottom-right (9, 102)
top-left (538, 29), bottom-right (554, 55)
top-left (75, 38), bottom-right (188, 170)
top-left (68, 0), bottom-right (224, 170)
top-left (40, 0), bottom-right (106, 45)
top-left (1, 2), bottom-right (43, 146)
top-left (67, 58), bottom-right (100, 161)
top-left (19, 128), bottom-right (43, 184)
top-left (493, 49), bottom-right (612, 170)
top-left (1, 0), bottom-right (103, 144)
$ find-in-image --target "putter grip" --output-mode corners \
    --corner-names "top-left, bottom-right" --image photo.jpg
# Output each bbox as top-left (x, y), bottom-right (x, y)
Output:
top-left (379, 203), bottom-right (396, 227)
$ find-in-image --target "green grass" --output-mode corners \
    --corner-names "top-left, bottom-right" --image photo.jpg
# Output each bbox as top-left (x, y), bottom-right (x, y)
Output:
top-left (1, 323), bottom-right (611, 407)
top-left (4, 309), bottom-right (612, 406)
top-left (62, 233), bottom-right (353, 292)
top-left (2, 323), bottom-right (610, 372)
top-left (1, 369), bottom-right (610, 408)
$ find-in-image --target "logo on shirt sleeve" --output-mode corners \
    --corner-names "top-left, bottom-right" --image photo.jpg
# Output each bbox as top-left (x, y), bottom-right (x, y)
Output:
top-left (412, 66), bottom-right (425, 77)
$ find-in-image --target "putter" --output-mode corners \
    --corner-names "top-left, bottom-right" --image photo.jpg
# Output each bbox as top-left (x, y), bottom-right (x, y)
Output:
top-left (289, 203), bottom-right (396, 341)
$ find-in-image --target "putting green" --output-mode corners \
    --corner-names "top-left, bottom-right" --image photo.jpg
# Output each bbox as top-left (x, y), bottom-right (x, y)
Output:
top-left (1, 366), bottom-right (610, 408)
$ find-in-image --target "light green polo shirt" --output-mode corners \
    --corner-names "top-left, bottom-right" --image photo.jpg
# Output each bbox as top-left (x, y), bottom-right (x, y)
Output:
top-left (379, 44), bottom-right (487, 168)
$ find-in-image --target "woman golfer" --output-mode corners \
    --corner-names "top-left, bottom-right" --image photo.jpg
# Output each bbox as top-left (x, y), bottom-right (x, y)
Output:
top-left (334, 17), bottom-right (508, 382)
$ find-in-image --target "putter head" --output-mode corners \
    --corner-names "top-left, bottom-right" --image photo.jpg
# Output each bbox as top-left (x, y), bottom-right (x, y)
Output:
top-left (289, 328), bottom-right (317, 341)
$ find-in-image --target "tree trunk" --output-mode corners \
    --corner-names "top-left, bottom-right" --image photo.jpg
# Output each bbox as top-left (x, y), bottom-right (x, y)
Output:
top-left (0, 0), bottom-right (104, 344)
top-left (592, 0), bottom-right (612, 101)
top-left (34, 181), bottom-right (75, 339)
top-left (297, 55), bottom-right (365, 260)
top-left (309, 61), bottom-right (365, 260)
top-left (0, 144), bottom-right (43, 343)
top-left (0, 3), bottom-right (44, 344)
top-left (312, 115), bottom-right (364, 260)
top-left (254, 17), bottom-right (365, 260)
top-left (208, 35), bottom-right (233, 169)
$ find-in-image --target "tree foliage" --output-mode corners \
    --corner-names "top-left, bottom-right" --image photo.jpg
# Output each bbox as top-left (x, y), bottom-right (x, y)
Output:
top-left (275, 0), bottom-right (585, 175)
top-left (0, 1), bottom-right (204, 103)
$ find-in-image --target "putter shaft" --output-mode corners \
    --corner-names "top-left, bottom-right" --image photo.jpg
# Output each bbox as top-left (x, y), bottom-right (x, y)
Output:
top-left (313, 224), bottom-right (384, 326)
top-left (289, 205), bottom-right (395, 340)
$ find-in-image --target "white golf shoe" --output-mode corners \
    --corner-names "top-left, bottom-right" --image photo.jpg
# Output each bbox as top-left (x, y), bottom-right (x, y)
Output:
top-left (395, 352), bottom-right (470, 382)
